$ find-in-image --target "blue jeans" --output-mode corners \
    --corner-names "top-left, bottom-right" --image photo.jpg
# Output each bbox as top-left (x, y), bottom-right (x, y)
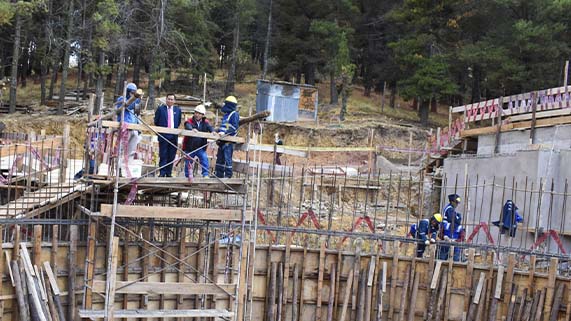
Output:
top-left (185, 149), bottom-right (209, 178)
top-left (215, 143), bottom-right (234, 178)
top-left (158, 136), bottom-right (178, 177)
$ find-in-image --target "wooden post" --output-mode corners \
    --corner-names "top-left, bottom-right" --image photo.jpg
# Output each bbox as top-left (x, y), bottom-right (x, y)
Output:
top-left (236, 233), bottom-right (250, 321)
top-left (543, 258), bottom-right (558, 320)
top-left (381, 81), bottom-right (386, 113)
top-left (105, 236), bottom-right (120, 321)
top-left (50, 225), bottom-right (58, 276)
top-left (44, 262), bottom-right (65, 321)
top-left (564, 60), bottom-right (569, 88)
top-left (339, 269), bottom-right (355, 321)
top-left (397, 265), bottom-right (410, 321)
top-left (327, 263), bottom-right (336, 321)
top-left (549, 283), bottom-right (565, 321)
top-left (443, 247), bottom-right (455, 321)
top-left (177, 227), bottom-right (187, 317)
top-left (316, 237), bottom-right (326, 321)
top-left (292, 264), bottom-right (299, 321)
top-left (388, 240), bottom-right (399, 320)
top-left (68, 225), bottom-right (78, 321)
top-left (464, 248), bottom-right (475, 311)
top-left (33, 225), bottom-right (42, 268)
top-left (365, 256), bottom-right (375, 321)
top-left (406, 271), bottom-right (420, 321)
top-left (11, 261), bottom-right (30, 321)
top-left (281, 234), bottom-right (292, 321)
top-left (266, 262), bottom-right (277, 321)
top-left (434, 267), bottom-right (448, 321)
top-left (368, 129), bottom-right (375, 174)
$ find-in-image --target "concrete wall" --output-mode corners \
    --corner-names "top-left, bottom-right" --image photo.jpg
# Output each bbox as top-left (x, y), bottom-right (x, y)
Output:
top-left (477, 124), bottom-right (571, 155)
top-left (442, 149), bottom-right (571, 254)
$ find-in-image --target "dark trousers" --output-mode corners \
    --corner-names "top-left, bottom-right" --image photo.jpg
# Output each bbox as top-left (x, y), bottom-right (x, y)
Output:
top-left (158, 136), bottom-right (178, 177)
top-left (215, 143), bottom-right (234, 178)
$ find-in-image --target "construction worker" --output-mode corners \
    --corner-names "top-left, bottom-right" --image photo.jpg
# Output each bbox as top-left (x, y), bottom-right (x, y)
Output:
top-left (115, 82), bottom-right (143, 160)
top-left (409, 213), bottom-right (443, 258)
top-left (182, 104), bottom-right (213, 178)
top-left (438, 213), bottom-right (466, 261)
top-left (443, 194), bottom-right (461, 223)
top-left (493, 200), bottom-right (523, 237)
top-left (215, 96), bottom-right (239, 178)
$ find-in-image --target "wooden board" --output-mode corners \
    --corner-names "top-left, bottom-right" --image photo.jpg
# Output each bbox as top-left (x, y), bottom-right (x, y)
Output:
top-left (91, 281), bottom-right (235, 295)
top-left (100, 120), bottom-right (245, 143)
top-left (78, 309), bottom-right (234, 318)
top-left (99, 204), bottom-right (250, 221)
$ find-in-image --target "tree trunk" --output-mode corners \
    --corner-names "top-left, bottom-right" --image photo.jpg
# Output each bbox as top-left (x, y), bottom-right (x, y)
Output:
top-left (389, 81), bottom-right (396, 108)
top-left (49, 57), bottom-right (59, 99)
top-left (419, 98), bottom-right (430, 126)
top-left (19, 41), bottom-right (28, 88)
top-left (94, 50), bottom-right (105, 115)
top-left (330, 70), bottom-right (338, 105)
top-left (305, 63), bottom-right (315, 85)
top-left (412, 97), bottom-right (418, 110)
top-left (77, 0), bottom-right (87, 101)
top-left (114, 45), bottom-right (126, 97)
top-left (471, 64), bottom-right (481, 103)
top-left (148, 50), bottom-right (156, 111)
top-left (58, 0), bottom-right (74, 115)
top-left (133, 53), bottom-right (141, 84)
top-left (9, 12), bottom-right (21, 113)
top-left (430, 96), bottom-right (438, 113)
top-left (225, 0), bottom-right (240, 96)
top-left (339, 74), bottom-right (349, 121)
top-left (261, 0), bottom-right (272, 80)
top-left (40, 60), bottom-right (47, 106)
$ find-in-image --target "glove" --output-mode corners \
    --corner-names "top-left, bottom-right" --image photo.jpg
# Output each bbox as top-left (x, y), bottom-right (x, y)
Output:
top-left (443, 235), bottom-right (450, 241)
top-left (430, 238), bottom-right (436, 244)
top-left (424, 240), bottom-right (430, 245)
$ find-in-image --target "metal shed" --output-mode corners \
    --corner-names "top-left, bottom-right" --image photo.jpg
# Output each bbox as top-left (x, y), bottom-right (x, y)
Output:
top-left (256, 80), bottom-right (318, 122)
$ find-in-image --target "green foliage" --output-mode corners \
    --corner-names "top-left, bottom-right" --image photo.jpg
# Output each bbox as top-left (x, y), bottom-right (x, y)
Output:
top-left (0, 1), bottom-right (14, 25)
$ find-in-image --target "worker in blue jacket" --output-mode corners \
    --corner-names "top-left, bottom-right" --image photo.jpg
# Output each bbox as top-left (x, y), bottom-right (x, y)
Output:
top-left (443, 194), bottom-right (461, 223)
top-left (493, 200), bottom-right (523, 237)
top-left (409, 213), bottom-right (443, 258)
top-left (115, 82), bottom-right (143, 160)
top-left (438, 213), bottom-right (466, 261)
top-left (215, 96), bottom-right (240, 178)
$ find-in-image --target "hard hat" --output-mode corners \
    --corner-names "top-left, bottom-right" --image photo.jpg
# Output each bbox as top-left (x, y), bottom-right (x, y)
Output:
top-left (448, 194), bottom-right (461, 203)
top-left (433, 213), bottom-right (443, 223)
top-left (194, 104), bottom-right (206, 115)
top-left (225, 96), bottom-right (237, 104)
top-left (126, 83), bottom-right (137, 93)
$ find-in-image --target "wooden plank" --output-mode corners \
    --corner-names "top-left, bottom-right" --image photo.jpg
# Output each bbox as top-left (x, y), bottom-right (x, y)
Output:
top-left (339, 269), bottom-right (355, 321)
top-left (176, 227), bottom-right (187, 314)
top-left (316, 238), bottom-right (326, 321)
top-left (388, 240), bottom-right (398, 320)
top-left (509, 106), bottom-right (571, 122)
top-left (528, 255), bottom-right (536, 292)
top-left (99, 204), bottom-right (250, 221)
top-left (100, 120), bottom-right (245, 143)
top-left (406, 271), bottom-right (420, 321)
top-left (19, 244), bottom-right (48, 321)
top-left (92, 281), bottom-right (237, 296)
top-left (430, 261), bottom-right (442, 289)
top-left (68, 225), bottom-right (78, 321)
top-left (549, 283), bottom-right (565, 321)
top-left (443, 247), bottom-right (455, 321)
top-left (397, 265), bottom-right (410, 321)
top-left (465, 248), bottom-right (475, 311)
top-left (365, 257), bottom-right (375, 321)
top-left (327, 263), bottom-right (336, 321)
top-left (533, 288), bottom-right (546, 321)
top-left (506, 284), bottom-right (518, 321)
top-left (495, 265), bottom-right (505, 299)
top-left (434, 267), bottom-right (448, 321)
top-left (78, 309), bottom-right (235, 318)
top-left (292, 264), bottom-right (299, 321)
top-left (281, 234), bottom-right (292, 321)
top-left (543, 258), bottom-right (558, 319)
top-left (105, 236), bottom-right (120, 321)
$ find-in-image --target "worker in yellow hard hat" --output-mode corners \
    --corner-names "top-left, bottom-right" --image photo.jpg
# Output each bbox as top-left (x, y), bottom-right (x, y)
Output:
top-left (215, 96), bottom-right (240, 178)
top-left (409, 213), bottom-right (443, 258)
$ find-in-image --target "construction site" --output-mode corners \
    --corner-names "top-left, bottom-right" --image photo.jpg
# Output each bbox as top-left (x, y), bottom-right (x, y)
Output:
top-left (2, 82), bottom-right (571, 321)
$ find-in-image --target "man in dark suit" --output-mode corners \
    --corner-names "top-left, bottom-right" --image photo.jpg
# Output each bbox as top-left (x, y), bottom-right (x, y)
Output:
top-left (154, 93), bottom-right (182, 177)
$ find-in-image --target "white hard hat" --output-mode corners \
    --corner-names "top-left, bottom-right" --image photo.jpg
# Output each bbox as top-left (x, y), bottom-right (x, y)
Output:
top-left (194, 104), bottom-right (206, 114)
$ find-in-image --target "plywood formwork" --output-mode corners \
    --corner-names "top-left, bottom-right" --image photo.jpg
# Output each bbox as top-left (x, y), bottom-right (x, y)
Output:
top-left (0, 226), bottom-right (570, 321)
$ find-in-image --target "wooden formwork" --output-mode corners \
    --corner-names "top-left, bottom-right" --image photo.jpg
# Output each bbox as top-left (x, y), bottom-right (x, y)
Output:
top-left (0, 223), bottom-right (570, 321)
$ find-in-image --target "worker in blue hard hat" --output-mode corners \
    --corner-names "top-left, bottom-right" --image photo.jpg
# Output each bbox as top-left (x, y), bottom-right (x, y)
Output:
top-left (438, 213), bottom-right (466, 261)
top-left (409, 213), bottom-right (443, 258)
top-left (215, 96), bottom-right (240, 178)
top-left (115, 82), bottom-right (143, 161)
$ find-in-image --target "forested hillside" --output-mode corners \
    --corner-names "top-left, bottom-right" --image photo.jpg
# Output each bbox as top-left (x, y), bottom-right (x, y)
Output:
top-left (0, 0), bottom-right (569, 126)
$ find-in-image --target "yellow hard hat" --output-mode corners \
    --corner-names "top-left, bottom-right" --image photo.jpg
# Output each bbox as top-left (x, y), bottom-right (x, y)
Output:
top-left (433, 213), bottom-right (443, 223)
top-left (225, 96), bottom-right (237, 104)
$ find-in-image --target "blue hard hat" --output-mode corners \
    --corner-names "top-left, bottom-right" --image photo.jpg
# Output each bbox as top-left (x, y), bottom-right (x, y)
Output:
top-left (126, 83), bottom-right (137, 93)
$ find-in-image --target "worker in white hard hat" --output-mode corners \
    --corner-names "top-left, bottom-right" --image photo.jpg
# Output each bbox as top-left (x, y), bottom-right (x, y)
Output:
top-left (182, 104), bottom-right (214, 178)
top-left (215, 96), bottom-right (240, 178)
